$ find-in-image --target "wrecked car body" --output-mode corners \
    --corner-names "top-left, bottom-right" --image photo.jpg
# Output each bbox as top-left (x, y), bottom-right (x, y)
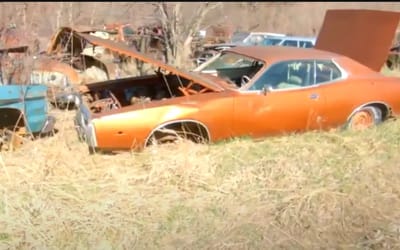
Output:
top-left (0, 45), bottom-right (56, 150)
top-left (31, 26), bottom-right (122, 108)
top-left (0, 84), bottom-right (55, 151)
top-left (73, 9), bottom-right (400, 154)
top-left (39, 25), bottom-right (168, 108)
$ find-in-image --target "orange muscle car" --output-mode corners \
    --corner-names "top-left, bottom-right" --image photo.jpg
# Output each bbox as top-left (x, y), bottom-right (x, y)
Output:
top-left (74, 9), bottom-right (400, 153)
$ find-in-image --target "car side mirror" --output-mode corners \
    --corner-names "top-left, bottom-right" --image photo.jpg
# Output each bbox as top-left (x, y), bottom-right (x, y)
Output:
top-left (262, 84), bottom-right (273, 95)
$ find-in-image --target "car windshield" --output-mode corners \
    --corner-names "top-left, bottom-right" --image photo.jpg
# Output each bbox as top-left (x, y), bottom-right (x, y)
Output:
top-left (230, 32), bottom-right (250, 44)
top-left (196, 51), bottom-right (265, 88)
top-left (202, 53), bottom-right (257, 70)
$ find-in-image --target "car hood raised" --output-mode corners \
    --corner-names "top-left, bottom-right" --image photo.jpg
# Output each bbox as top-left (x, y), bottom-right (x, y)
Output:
top-left (315, 9), bottom-right (400, 72)
top-left (76, 33), bottom-right (226, 92)
top-left (46, 26), bottom-right (102, 56)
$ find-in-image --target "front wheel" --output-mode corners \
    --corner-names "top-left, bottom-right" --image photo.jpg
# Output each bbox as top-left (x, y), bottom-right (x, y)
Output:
top-left (346, 106), bottom-right (382, 131)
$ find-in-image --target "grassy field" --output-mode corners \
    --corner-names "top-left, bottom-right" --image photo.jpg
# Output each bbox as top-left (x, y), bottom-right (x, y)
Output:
top-left (3, 2), bottom-right (400, 249)
top-left (0, 104), bottom-right (400, 249)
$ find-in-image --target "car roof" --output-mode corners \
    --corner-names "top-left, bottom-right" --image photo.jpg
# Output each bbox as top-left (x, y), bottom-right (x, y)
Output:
top-left (266, 35), bottom-right (316, 41)
top-left (249, 32), bottom-right (286, 37)
top-left (234, 31), bottom-right (286, 36)
top-left (226, 46), bottom-right (343, 62)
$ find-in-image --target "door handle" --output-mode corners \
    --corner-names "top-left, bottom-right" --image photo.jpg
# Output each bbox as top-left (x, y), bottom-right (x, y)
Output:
top-left (309, 93), bottom-right (319, 100)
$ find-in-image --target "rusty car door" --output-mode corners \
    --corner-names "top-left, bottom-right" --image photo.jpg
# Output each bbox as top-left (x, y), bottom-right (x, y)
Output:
top-left (232, 86), bottom-right (325, 138)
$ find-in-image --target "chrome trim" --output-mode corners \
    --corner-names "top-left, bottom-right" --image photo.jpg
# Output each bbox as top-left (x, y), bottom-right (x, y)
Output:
top-left (74, 103), bottom-right (98, 148)
top-left (40, 115), bottom-right (56, 134)
top-left (87, 122), bottom-right (98, 148)
top-left (144, 119), bottom-right (211, 147)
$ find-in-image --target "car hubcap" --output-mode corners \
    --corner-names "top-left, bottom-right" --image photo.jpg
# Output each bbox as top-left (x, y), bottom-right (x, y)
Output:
top-left (350, 110), bottom-right (374, 130)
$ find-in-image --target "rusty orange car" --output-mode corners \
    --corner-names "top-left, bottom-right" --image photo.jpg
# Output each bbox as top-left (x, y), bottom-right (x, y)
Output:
top-left (74, 9), bottom-right (400, 153)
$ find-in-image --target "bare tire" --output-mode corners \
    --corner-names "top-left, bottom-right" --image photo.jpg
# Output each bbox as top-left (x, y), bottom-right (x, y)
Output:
top-left (147, 129), bottom-right (207, 147)
top-left (147, 129), bottom-right (182, 146)
top-left (346, 106), bottom-right (382, 131)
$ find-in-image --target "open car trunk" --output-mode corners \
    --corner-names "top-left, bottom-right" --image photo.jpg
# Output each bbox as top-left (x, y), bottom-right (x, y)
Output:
top-left (315, 9), bottom-right (400, 71)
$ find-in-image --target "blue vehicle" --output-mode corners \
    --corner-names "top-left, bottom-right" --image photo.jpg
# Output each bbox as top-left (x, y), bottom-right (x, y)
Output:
top-left (0, 84), bottom-right (56, 150)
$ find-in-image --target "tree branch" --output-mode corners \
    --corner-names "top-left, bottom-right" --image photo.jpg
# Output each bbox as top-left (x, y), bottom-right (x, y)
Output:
top-left (184, 2), bottom-right (222, 37)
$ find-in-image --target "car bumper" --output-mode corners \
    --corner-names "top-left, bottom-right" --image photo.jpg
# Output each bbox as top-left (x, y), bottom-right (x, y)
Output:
top-left (74, 100), bottom-right (98, 149)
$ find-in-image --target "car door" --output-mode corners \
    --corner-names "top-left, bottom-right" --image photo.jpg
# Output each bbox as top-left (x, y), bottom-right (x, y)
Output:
top-left (306, 59), bottom-right (352, 129)
top-left (232, 59), bottom-right (326, 138)
top-left (233, 88), bottom-right (324, 138)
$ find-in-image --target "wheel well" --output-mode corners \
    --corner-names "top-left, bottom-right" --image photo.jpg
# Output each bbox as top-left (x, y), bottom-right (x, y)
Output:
top-left (364, 103), bottom-right (391, 120)
top-left (145, 121), bottom-right (210, 147)
top-left (0, 108), bottom-right (25, 130)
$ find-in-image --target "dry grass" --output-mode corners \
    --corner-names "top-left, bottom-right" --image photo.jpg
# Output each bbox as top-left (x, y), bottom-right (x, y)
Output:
top-left (2, 3), bottom-right (400, 249)
top-left (0, 107), bottom-right (400, 249)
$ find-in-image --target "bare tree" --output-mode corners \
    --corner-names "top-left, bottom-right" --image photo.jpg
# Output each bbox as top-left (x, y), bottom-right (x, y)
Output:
top-left (56, 2), bottom-right (64, 30)
top-left (89, 3), bottom-right (98, 26)
top-left (69, 2), bottom-right (73, 26)
top-left (153, 2), bottom-right (222, 69)
top-left (21, 3), bottom-right (28, 30)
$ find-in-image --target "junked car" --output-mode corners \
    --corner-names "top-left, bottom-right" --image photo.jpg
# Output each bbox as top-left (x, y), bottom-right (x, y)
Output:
top-left (0, 84), bottom-right (55, 151)
top-left (230, 31), bottom-right (286, 46)
top-left (74, 9), bottom-right (400, 154)
top-left (30, 26), bottom-right (136, 109)
top-left (0, 45), bottom-right (56, 150)
top-left (262, 35), bottom-right (316, 48)
top-left (194, 35), bottom-right (317, 67)
top-left (193, 32), bottom-right (287, 67)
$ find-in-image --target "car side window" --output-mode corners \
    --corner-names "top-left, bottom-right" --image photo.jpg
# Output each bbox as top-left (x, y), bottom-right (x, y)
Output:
top-left (249, 60), bottom-right (316, 91)
top-left (282, 40), bottom-right (298, 47)
top-left (300, 41), bottom-right (314, 48)
top-left (247, 59), bottom-right (343, 91)
top-left (315, 60), bottom-right (342, 84)
top-left (263, 38), bottom-right (283, 46)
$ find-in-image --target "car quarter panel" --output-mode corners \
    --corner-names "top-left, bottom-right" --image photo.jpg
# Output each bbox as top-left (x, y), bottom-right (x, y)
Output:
top-left (92, 91), bottom-right (235, 150)
top-left (316, 76), bottom-right (400, 128)
top-left (370, 77), bottom-right (400, 116)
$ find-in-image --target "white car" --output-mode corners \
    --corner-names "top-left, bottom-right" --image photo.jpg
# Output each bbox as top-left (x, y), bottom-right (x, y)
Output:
top-left (230, 31), bottom-right (286, 46)
top-left (262, 35), bottom-right (316, 48)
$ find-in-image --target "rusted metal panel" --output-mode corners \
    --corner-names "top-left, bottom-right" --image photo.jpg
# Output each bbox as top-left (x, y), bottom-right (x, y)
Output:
top-left (315, 9), bottom-right (400, 71)
top-left (78, 33), bottom-right (225, 92)
top-left (33, 57), bottom-right (80, 84)
top-left (46, 27), bottom-right (88, 55)
top-left (0, 45), bottom-right (28, 53)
